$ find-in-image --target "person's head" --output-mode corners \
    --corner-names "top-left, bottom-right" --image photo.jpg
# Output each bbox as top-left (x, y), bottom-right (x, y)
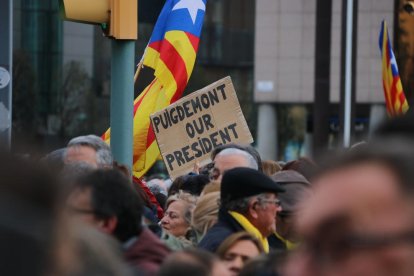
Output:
top-left (239, 251), bottom-right (286, 276)
top-left (160, 191), bottom-right (197, 238)
top-left (211, 143), bottom-right (263, 172)
top-left (168, 174), bottom-right (210, 196)
top-left (66, 169), bottom-right (143, 242)
top-left (211, 148), bottom-right (259, 182)
top-left (0, 151), bottom-right (62, 276)
top-left (65, 135), bottom-right (113, 168)
top-left (168, 175), bottom-right (186, 197)
top-left (282, 157), bottom-right (317, 182)
top-left (238, 255), bottom-right (274, 276)
top-left (221, 167), bottom-right (285, 237)
top-left (145, 178), bottom-right (168, 210)
top-left (201, 180), bottom-right (221, 195)
top-left (270, 170), bottom-right (311, 241)
top-left (262, 159), bottom-right (282, 176)
top-left (42, 147), bottom-right (66, 172)
top-left (180, 174), bottom-right (210, 196)
top-left (146, 178), bottom-right (168, 197)
top-left (192, 191), bottom-right (220, 240)
top-left (159, 248), bottom-right (230, 276)
top-left (285, 140), bottom-right (414, 276)
top-left (217, 232), bottom-right (265, 276)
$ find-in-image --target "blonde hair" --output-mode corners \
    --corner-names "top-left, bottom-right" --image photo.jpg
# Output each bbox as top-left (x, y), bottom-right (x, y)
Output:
top-left (166, 190), bottom-right (198, 225)
top-left (261, 160), bottom-right (281, 176)
top-left (200, 180), bottom-right (221, 195)
top-left (191, 191), bottom-right (220, 239)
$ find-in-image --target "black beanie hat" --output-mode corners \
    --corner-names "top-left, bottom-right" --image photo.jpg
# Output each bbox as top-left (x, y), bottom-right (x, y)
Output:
top-left (221, 167), bottom-right (285, 202)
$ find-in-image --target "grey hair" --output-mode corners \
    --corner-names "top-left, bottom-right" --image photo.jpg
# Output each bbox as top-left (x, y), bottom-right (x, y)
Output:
top-left (67, 135), bottom-right (113, 167)
top-left (221, 197), bottom-right (251, 215)
top-left (221, 193), bottom-right (273, 215)
top-left (146, 179), bottom-right (167, 196)
top-left (215, 148), bottom-right (258, 170)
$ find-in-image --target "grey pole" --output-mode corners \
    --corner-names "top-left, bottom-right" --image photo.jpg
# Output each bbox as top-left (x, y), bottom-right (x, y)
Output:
top-left (257, 104), bottom-right (277, 160)
top-left (344, 0), bottom-right (354, 147)
top-left (0, 0), bottom-right (13, 149)
top-left (110, 40), bottom-right (135, 171)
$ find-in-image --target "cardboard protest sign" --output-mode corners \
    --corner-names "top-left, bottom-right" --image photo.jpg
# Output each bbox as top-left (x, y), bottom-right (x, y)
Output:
top-left (150, 76), bottom-right (254, 179)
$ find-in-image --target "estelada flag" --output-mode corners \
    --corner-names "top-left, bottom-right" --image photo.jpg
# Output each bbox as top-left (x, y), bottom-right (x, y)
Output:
top-left (379, 20), bottom-right (409, 116)
top-left (103, 0), bottom-right (207, 178)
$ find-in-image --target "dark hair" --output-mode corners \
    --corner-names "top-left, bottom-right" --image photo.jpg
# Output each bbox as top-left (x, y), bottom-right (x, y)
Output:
top-left (282, 157), bottom-right (317, 181)
top-left (211, 143), bottom-right (263, 172)
top-left (73, 169), bottom-right (143, 242)
top-left (221, 197), bottom-right (251, 214)
top-left (168, 175), bottom-right (186, 197)
top-left (239, 251), bottom-right (285, 276)
top-left (158, 248), bottom-right (218, 276)
top-left (221, 194), bottom-right (273, 216)
top-left (155, 193), bottom-right (167, 210)
top-left (180, 174), bottom-right (210, 196)
top-left (169, 174), bottom-right (210, 197)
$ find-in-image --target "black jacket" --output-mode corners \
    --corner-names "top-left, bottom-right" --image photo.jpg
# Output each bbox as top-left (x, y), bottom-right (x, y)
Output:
top-left (197, 209), bottom-right (244, 253)
top-left (268, 233), bottom-right (287, 251)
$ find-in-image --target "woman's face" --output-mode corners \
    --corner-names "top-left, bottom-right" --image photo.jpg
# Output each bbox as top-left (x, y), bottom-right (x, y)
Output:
top-left (222, 240), bottom-right (261, 276)
top-left (160, 200), bottom-right (189, 237)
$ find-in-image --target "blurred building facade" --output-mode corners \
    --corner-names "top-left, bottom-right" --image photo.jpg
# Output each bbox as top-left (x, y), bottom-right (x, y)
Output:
top-left (12, 0), bottom-right (255, 153)
top-left (255, 0), bottom-right (396, 160)
top-left (12, 0), bottom-right (405, 162)
top-left (13, 0), bottom-right (63, 145)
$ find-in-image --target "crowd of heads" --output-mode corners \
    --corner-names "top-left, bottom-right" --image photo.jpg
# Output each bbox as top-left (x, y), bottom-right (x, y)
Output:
top-left (3, 113), bottom-right (414, 276)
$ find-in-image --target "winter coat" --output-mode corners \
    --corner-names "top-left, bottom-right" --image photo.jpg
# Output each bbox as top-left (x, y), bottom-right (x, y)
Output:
top-left (197, 209), bottom-right (244, 253)
top-left (124, 228), bottom-right (171, 276)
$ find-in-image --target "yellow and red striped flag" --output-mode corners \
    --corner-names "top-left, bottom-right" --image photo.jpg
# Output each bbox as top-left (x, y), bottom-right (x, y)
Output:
top-left (103, 0), bottom-right (207, 178)
top-left (379, 20), bottom-right (409, 116)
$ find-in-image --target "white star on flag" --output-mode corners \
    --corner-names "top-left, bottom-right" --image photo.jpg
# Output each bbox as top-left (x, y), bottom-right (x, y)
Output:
top-left (390, 52), bottom-right (397, 68)
top-left (172, 0), bottom-right (206, 24)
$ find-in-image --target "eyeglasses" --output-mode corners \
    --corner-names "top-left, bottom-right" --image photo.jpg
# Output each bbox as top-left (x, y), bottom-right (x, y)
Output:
top-left (259, 198), bottom-right (282, 207)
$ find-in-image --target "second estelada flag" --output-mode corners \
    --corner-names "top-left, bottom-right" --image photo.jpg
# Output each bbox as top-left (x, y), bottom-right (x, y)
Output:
top-left (379, 20), bottom-right (409, 116)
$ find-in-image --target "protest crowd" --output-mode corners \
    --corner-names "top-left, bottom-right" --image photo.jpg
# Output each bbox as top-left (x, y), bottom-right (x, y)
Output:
top-left (2, 1), bottom-right (414, 275)
top-left (2, 112), bottom-right (414, 276)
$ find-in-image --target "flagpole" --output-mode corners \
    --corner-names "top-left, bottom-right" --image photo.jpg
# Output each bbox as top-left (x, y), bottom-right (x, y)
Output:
top-left (344, 0), bottom-right (354, 148)
top-left (110, 40), bottom-right (135, 172)
top-left (134, 44), bottom-right (148, 82)
top-left (134, 60), bottom-right (144, 82)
